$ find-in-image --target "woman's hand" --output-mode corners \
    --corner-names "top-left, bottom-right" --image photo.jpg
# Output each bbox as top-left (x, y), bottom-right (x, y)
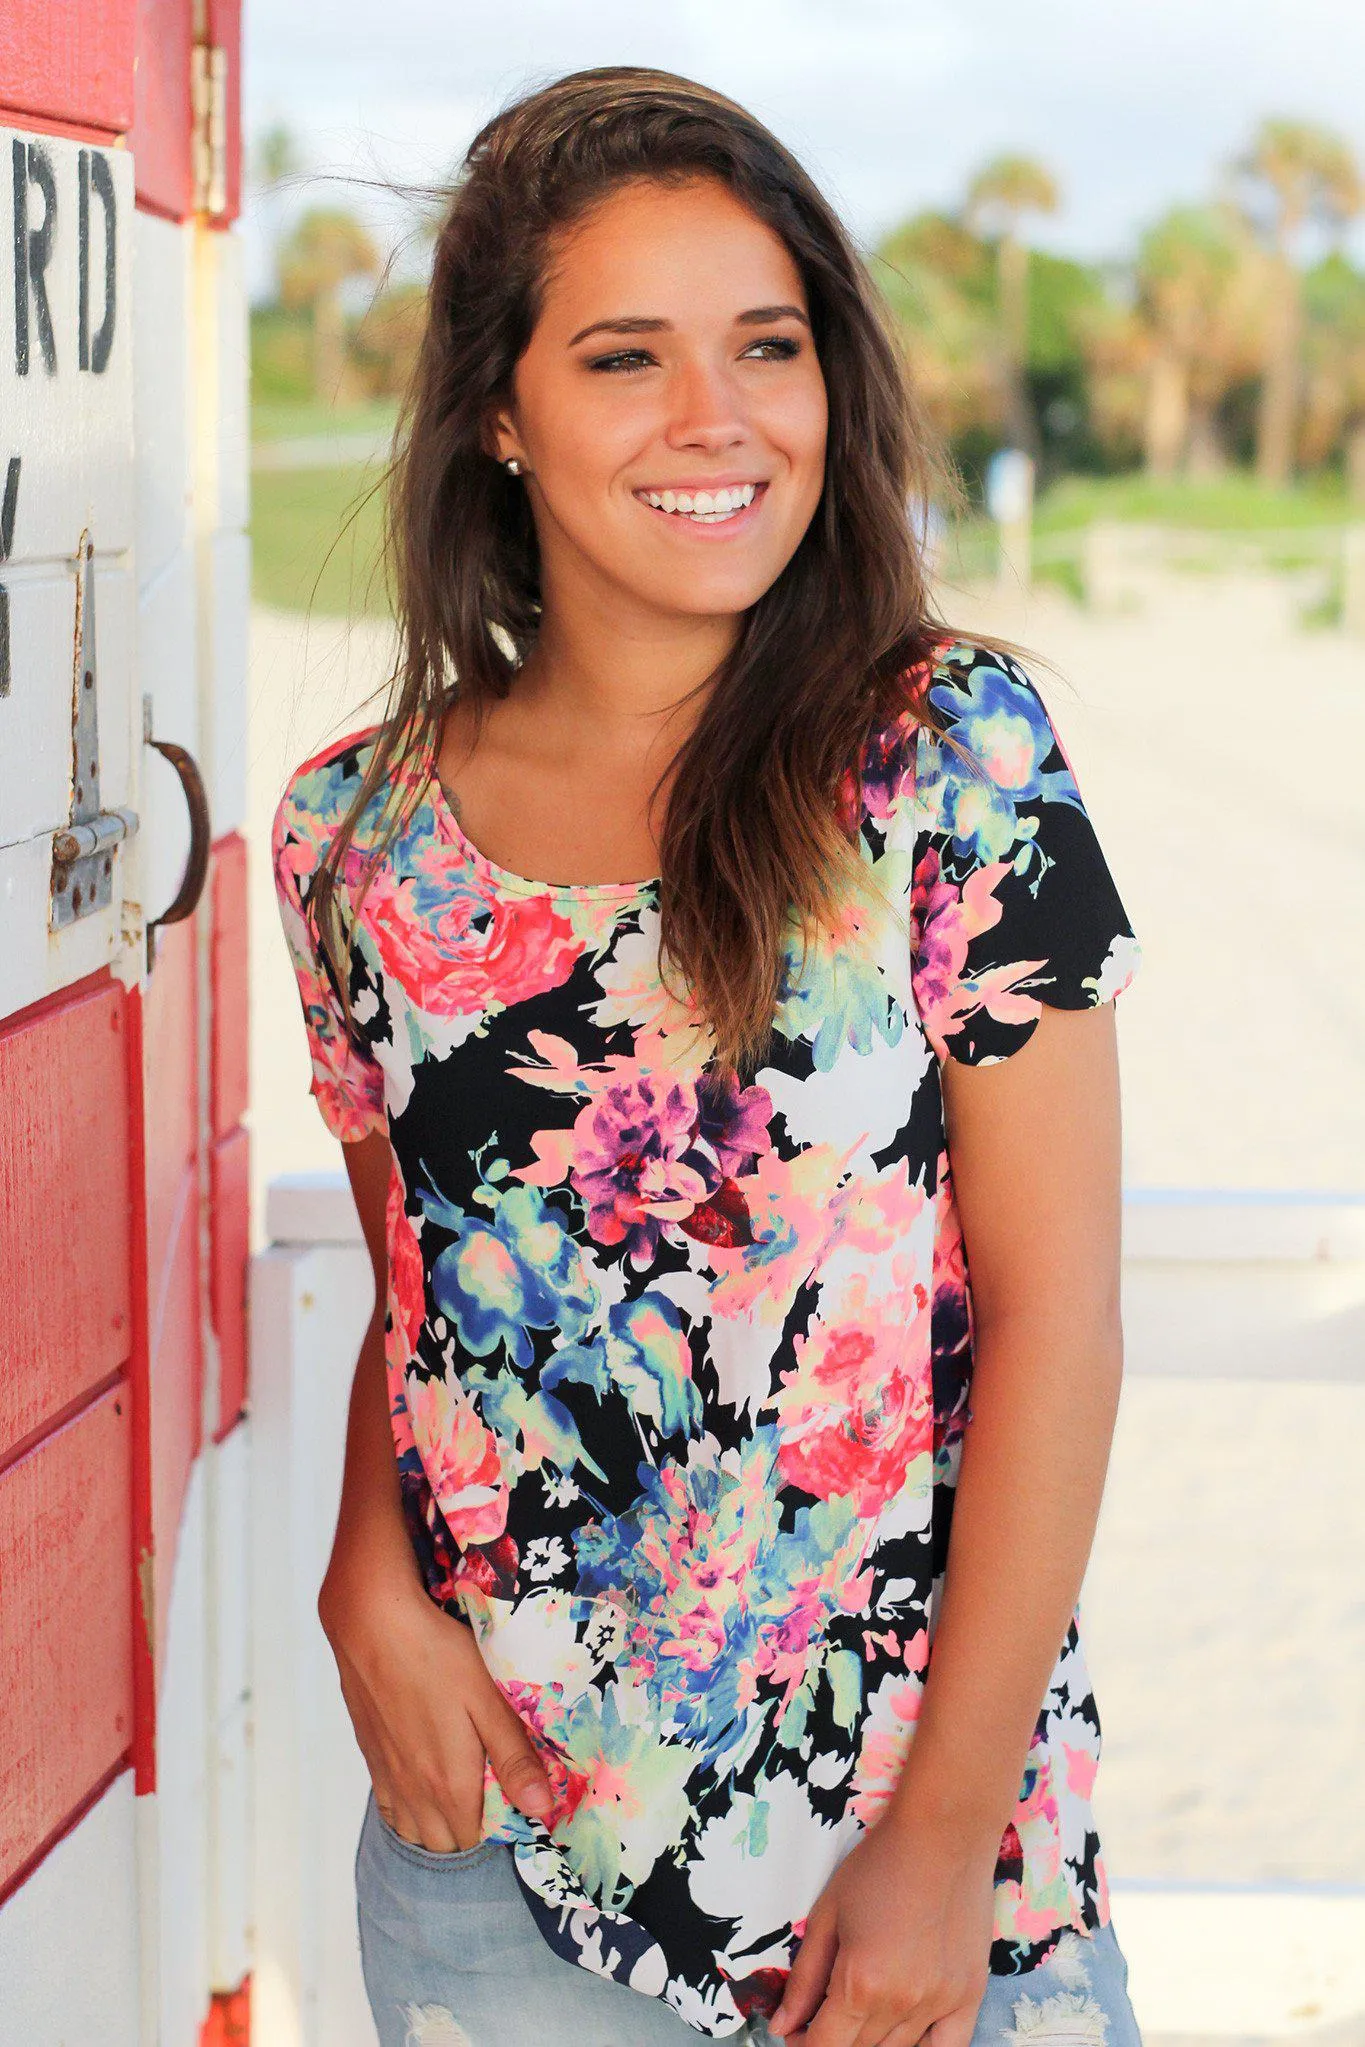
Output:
top-left (325, 1133), bottom-right (554, 1855)
top-left (767, 1804), bottom-right (998, 2047)
top-left (319, 1546), bottom-right (554, 1853)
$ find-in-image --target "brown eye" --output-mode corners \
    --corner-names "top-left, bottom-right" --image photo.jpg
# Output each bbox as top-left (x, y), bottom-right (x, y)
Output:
top-left (586, 350), bottom-right (655, 372)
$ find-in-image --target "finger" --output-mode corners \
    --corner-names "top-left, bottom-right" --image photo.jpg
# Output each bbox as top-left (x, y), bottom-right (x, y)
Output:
top-left (915, 1997), bottom-right (983, 2047)
top-left (769, 1911), bottom-right (839, 2037)
top-left (471, 1693), bottom-right (554, 1820)
top-left (384, 1725), bottom-right (488, 1852)
top-left (363, 1724), bottom-right (464, 1853)
top-left (379, 1791), bottom-right (429, 1847)
top-left (857, 2013), bottom-right (930, 2047)
top-left (401, 1792), bottom-right (465, 1854)
top-left (432, 1739), bottom-right (489, 1850)
top-left (800, 1984), bottom-right (866, 2047)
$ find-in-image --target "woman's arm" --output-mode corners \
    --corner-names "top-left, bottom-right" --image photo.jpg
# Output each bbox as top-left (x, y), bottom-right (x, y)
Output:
top-left (770, 999), bottom-right (1125, 2047)
top-left (318, 1128), bottom-right (553, 1852)
top-left (888, 996), bottom-right (1124, 1840)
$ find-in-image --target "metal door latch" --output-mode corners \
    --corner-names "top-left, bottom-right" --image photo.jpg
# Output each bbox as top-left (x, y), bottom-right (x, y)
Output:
top-left (50, 530), bottom-right (139, 929)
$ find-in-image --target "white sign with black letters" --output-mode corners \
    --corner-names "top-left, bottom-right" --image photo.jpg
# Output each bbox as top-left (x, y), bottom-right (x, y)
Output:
top-left (0, 126), bottom-right (134, 854)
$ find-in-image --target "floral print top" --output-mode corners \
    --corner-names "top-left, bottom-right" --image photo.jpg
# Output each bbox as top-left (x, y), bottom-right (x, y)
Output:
top-left (271, 639), bottom-right (1141, 2039)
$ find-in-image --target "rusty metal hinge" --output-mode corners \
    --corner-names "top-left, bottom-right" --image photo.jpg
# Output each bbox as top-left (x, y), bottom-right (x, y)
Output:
top-left (50, 531), bottom-right (140, 930)
top-left (191, 44), bottom-right (229, 216)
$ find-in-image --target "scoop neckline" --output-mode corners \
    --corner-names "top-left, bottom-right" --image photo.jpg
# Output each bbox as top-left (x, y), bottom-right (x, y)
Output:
top-left (417, 756), bottom-right (660, 901)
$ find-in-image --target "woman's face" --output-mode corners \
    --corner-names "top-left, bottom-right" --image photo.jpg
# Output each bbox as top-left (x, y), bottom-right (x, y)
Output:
top-left (492, 176), bottom-right (829, 626)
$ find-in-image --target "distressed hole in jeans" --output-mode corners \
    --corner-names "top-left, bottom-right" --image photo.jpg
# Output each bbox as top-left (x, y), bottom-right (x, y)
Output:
top-left (1005, 1933), bottom-right (1109, 2047)
top-left (400, 2003), bottom-right (474, 2047)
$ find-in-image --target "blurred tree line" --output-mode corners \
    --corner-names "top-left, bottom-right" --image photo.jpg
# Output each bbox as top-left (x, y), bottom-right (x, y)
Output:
top-left (249, 122), bottom-right (430, 414)
top-left (249, 116), bottom-right (1365, 500)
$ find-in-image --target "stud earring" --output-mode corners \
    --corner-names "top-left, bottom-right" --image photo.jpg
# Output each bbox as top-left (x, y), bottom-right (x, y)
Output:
top-left (504, 457), bottom-right (522, 476)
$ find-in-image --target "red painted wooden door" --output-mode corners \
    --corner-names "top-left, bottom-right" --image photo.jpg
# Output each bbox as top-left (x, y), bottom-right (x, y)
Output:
top-left (0, 0), bottom-right (249, 2031)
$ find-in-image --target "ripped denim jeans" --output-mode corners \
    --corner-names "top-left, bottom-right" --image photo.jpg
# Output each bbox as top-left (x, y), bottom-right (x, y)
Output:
top-left (355, 1790), bottom-right (1143, 2047)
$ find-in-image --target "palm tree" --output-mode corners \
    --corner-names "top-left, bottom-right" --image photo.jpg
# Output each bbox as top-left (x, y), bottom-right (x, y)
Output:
top-left (1233, 119), bottom-right (1363, 487)
top-left (1300, 254), bottom-right (1365, 500)
top-left (249, 121), bottom-right (307, 303)
top-left (964, 155), bottom-right (1060, 461)
top-left (874, 211), bottom-right (1001, 445)
top-left (278, 208), bottom-right (383, 405)
top-left (1134, 204), bottom-right (1269, 476)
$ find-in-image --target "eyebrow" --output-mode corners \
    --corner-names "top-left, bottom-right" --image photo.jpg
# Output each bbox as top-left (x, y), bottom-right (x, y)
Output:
top-left (567, 304), bottom-right (811, 347)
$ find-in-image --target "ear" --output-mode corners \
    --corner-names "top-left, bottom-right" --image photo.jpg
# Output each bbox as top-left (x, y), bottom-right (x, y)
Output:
top-left (480, 399), bottom-right (520, 467)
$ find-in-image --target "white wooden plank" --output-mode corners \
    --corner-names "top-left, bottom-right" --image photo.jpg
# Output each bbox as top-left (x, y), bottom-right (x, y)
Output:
top-left (132, 214), bottom-right (193, 593)
top-left (156, 1456), bottom-right (210, 2047)
top-left (211, 1696), bottom-right (252, 1995)
top-left (138, 544), bottom-right (201, 921)
top-left (265, 1172), bottom-right (366, 1248)
top-left (0, 1772), bottom-right (141, 2047)
top-left (208, 1423), bottom-right (251, 1990)
top-left (212, 229), bottom-right (250, 540)
top-left (204, 527), bottom-right (250, 836)
top-left (209, 1423), bottom-right (250, 1728)
top-left (251, 1243), bottom-right (377, 2047)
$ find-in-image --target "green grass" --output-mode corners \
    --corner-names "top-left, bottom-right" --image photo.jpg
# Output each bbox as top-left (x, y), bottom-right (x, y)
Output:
top-left (1032, 470), bottom-right (1351, 538)
top-left (250, 464), bottom-right (394, 617)
top-left (1033, 554), bottom-right (1087, 604)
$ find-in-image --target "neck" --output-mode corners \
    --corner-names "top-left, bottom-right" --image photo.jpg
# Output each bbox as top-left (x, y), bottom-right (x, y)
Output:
top-left (514, 587), bottom-right (742, 751)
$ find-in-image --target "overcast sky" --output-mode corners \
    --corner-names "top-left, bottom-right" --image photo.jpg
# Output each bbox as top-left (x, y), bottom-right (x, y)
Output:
top-left (242, 0), bottom-right (1365, 301)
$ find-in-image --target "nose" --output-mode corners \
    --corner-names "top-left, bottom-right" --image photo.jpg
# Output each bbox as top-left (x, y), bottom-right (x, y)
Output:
top-left (662, 355), bottom-right (749, 454)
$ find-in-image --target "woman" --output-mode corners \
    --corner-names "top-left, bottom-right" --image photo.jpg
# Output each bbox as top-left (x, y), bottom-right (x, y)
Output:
top-left (272, 66), bottom-right (1143, 2047)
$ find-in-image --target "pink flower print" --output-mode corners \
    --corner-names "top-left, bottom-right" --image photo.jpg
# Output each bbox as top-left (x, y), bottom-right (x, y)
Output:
top-left (384, 1167), bottom-right (427, 1461)
top-left (1063, 1743), bottom-right (1099, 1799)
top-left (910, 846), bottom-right (969, 1026)
top-left (570, 1072), bottom-right (713, 1267)
top-left (751, 1576), bottom-right (828, 1705)
top-left (847, 1649), bottom-right (928, 1824)
top-left (858, 712), bottom-right (918, 822)
top-left (406, 1371), bottom-right (508, 1546)
top-left (490, 1677), bottom-right (591, 1829)
top-left (775, 1293), bottom-right (933, 1517)
top-left (911, 846), bottom-right (1024, 1058)
top-left (695, 1069), bottom-right (774, 1178)
top-left (368, 868), bottom-right (583, 1019)
top-left (386, 1168), bottom-right (427, 1365)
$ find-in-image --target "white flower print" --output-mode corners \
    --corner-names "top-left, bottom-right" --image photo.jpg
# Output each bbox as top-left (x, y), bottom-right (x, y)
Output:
top-left (524, 1534), bottom-right (571, 1582)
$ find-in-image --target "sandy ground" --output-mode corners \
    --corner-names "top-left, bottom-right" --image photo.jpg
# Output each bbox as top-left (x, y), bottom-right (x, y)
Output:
top-left (243, 566), bottom-right (1365, 1917)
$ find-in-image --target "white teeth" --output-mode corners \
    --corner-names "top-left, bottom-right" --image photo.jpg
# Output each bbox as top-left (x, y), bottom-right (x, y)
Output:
top-left (640, 483), bottom-right (759, 521)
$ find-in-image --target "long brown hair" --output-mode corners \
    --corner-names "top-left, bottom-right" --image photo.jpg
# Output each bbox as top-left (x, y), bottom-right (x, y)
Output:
top-left (309, 64), bottom-right (972, 1079)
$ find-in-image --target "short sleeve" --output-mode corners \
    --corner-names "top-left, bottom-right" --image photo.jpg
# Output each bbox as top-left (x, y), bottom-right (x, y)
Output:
top-left (270, 777), bottom-right (388, 1143)
top-left (909, 642), bottom-right (1141, 1065)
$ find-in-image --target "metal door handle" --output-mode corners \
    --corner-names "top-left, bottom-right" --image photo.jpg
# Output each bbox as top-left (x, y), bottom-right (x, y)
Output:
top-left (145, 731), bottom-right (211, 971)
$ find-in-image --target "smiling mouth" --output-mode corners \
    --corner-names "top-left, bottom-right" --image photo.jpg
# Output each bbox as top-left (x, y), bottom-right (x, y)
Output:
top-left (633, 481), bottom-right (766, 524)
